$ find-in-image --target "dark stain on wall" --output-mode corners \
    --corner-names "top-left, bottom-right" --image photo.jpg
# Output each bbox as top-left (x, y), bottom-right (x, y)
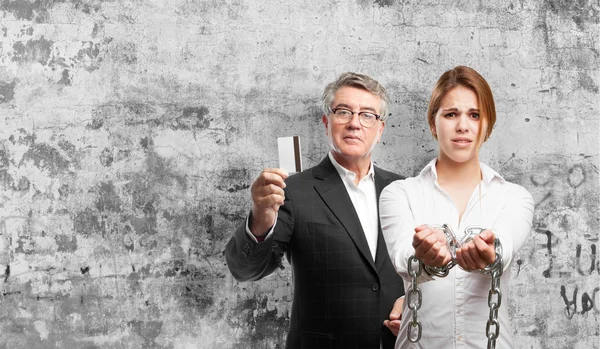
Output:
top-left (107, 40), bottom-right (137, 65)
top-left (94, 182), bottom-right (122, 212)
top-left (20, 142), bottom-right (71, 175)
top-left (374, 0), bottom-right (395, 7)
top-left (216, 183), bottom-right (250, 193)
top-left (127, 200), bottom-right (158, 236)
top-left (543, 0), bottom-right (599, 30)
top-left (91, 103), bottom-right (213, 132)
top-left (202, 205), bottom-right (244, 245)
top-left (128, 320), bottom-right (163, 347)
top-left (73, 209), bottom-right (102, 235)
top-left (71, 0), bottom-right (102, 15)
top-left (11, 128), bottom-right (36, 145)
top-left (0, 80), bottom-right (16, 103)
top-left (217, 168), bottom-right (251, 193)
top-left (107, 103), bottom-right (155, 127)
top-left (204, 214), bottom-right (216, 239)
top-left (230, 296), bottom-right (289, 344)
top-left (15, 234), bottom-right (32, 254)
top-left (99, 148), bottom-right (113, 167)
top-left (1, 0), bottom-right (102, 22)
top-left (139, 136), bottom-right (153, 149)
top-left (577, 71), bottom-right (599, 94)
top-left (124, 103), bottom-right (157, 126)
top-left (13, 177), bottom-right (30, 191)
top-left (91, 22), bottom-right (103, 38)
top-left (70, 180), bottom-right (138, 237)
top-left (1, 0), bottom-right (42, 21)
top-left (76, 40), bottom-right (104, 71)
top-left (162, 208), bottom-right (203, 239)
top-left (87, 109), bottom-right (105, 130)
top-left (19, 25), bottom-right (34, 37)
top-left (173, 106), bottom-right (211, 130)
top-left (0, 144), bottom-right (11, 189)
top-left (12, 36), bottom-right (53, 65)
top-left (0, 172), bottom-right (13, 190)
top-left (181, 284), bottom-right (215, 314)
top-left (57, 69), bottom-right (71, 85)
top-left (144, 149), bottom-right (187, 189)
top-left (55, 234), bottom-right (77, 252)
top-left (57, 139), bottom-right (76, 153)
top-left (0, 145), bottom-right (9, 170)
top-left (58, 183), bottom-right (70, 199)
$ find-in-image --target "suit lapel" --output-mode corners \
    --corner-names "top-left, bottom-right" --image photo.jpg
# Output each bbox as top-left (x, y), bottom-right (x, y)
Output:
top-left (374, 167), bottom-right (393, 272)
top-left (313, 156), bottom-right (377, 272)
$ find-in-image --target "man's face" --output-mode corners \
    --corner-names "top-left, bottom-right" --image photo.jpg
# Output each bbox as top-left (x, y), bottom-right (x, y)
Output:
top-left (322, 86), bottom-right (385, 166)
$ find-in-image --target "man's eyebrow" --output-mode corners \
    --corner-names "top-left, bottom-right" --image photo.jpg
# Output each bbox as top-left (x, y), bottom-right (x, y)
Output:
top-left (360, 106), bottom-right (377, 113)
top-left (333, 103), bottom-right (377, 112)
top-left (332, 103), bottom-right (352, 109)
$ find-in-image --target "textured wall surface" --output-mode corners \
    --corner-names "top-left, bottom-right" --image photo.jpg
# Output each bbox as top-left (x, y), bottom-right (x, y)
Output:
top-left (0, 0), bottom-right (598, 348)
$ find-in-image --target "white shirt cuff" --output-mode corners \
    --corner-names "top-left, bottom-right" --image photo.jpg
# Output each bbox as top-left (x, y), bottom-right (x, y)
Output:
top-left (245, 213), bottom-right (277, 242)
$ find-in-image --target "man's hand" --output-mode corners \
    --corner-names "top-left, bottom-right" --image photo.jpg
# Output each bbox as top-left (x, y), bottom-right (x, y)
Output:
top-left (250, 168), bottom-right (288, 236)
top-left (412, 225), bottom-right (452, 267)
top-left (456, 229), bottom-right (496, 271)
top-left (383, 297), bottom-right (404, 336)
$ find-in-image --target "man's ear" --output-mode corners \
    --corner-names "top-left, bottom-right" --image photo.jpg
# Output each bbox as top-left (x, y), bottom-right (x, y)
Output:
top-left (322, 115), bottom-right (329, 133)
top-left (378, 121), bottom-right (385, 142)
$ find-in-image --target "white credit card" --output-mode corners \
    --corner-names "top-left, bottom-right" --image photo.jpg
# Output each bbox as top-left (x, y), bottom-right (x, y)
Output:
top-left (277, 136), bottom-right (302, 174)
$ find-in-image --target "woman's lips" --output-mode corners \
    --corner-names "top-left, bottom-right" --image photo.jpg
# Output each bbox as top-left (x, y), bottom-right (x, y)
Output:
top-left (452, 138), bottom-right (472, 145)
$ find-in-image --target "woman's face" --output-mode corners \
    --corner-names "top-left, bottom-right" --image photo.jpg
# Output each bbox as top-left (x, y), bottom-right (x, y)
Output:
top-left (432, 86), bottom-right (487, 165)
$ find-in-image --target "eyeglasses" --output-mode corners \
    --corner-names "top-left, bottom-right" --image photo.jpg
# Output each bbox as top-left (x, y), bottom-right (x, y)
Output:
top-left (330, 108), bottom-right (381, 128)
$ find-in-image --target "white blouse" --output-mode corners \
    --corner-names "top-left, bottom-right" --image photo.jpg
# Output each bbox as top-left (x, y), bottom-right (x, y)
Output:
top-left (379, 159), bottom-right (534, 349)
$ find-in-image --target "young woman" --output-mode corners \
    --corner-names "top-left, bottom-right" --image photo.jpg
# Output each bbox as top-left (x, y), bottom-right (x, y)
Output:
top-left (379, 66), bottom-right (534, 348)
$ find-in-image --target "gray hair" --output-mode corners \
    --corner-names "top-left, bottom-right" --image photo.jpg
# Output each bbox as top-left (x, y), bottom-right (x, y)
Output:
top-left (322, 72), bottom-right (390, 122)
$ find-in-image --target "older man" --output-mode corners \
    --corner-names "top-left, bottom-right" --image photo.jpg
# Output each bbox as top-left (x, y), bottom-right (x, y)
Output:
top-left (226, 72), bottom-right (405, 349)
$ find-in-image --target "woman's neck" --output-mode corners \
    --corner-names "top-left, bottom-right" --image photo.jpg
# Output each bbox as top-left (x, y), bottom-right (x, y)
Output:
top-left (435, 155), bottom-right (481, 185)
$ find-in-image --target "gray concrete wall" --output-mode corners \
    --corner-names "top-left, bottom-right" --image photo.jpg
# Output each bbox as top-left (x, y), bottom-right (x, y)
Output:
top-left (0, 0), bottom-right (598, 348)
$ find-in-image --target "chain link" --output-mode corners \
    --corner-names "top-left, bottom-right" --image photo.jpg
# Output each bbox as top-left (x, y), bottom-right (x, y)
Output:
top-left (406, 255), bottom-right (423, 342)
top-left (422, 224), bottom-right (458, 277)
top-left (407, 226), bottom-right (504, 349)
top-left (484, 239), bottom-right (503, 349)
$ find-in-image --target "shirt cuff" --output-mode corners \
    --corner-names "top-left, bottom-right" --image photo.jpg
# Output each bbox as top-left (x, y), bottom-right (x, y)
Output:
top-left (245, 213), bottom-right (277, 243)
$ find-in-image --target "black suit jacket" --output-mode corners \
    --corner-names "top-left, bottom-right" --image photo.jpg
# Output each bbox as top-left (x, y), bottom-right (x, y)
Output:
top-left (226, 156), bottom-right (405, 349)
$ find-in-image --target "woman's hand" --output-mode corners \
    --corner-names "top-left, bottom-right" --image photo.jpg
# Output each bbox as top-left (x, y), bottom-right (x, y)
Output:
top-left (412, 225), bottom-right (452, 267)
top-left (455, 229), bottom-right (496, 271)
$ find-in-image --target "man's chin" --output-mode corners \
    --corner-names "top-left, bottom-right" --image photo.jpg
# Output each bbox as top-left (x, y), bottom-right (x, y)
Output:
top-left (332, 148), bottom-right (370, 160)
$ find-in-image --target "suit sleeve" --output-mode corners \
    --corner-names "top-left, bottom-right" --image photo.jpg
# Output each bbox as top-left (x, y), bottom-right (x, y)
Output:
top-left (225, 186), bottom-right (295, 282)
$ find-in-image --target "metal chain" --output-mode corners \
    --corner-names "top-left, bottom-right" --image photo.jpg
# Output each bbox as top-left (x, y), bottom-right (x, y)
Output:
top-left (406, 255), bottom-right (422, 343)
top-left (484, 239), bottom-right (503, 349)
top-left (422, 224), bottom-right (458, 277)
top-left (407, 226), bottom-right (504, 349)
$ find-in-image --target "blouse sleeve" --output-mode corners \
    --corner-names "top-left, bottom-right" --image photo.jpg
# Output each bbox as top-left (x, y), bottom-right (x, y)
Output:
top-left (380, 180), bottom-right (434, 282)
top-left (489, 184), bottom-right (534, 272)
